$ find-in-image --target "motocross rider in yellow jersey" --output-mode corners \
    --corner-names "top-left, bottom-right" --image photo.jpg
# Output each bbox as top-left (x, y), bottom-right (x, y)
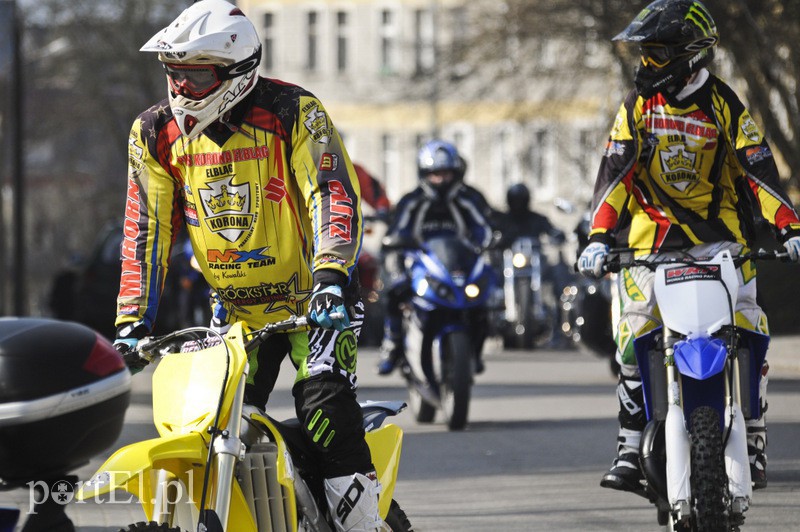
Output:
top-left (112, 2), bottom-right (383, 530)
top-left (577, 0), bottom-right (800, 496)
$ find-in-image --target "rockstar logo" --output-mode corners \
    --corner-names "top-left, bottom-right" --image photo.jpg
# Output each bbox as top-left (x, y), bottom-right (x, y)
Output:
top-left (261, 273), bottom-right (314, 316)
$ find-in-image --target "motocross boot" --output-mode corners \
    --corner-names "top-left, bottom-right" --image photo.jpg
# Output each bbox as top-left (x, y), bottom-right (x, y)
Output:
top-left (600, 374), bottom-right (646, 495)
top-left (377, 316), bottom-right (405, 376)
top-left (377, 337), bottom-right (404, 375)
top-left (324, 470), bottom-right (386, 531)
top-left (600, 428), bottom-right (645, 494)
top-left (748, 425), bottom-right (767, 490)
top-left (748, 361), bottom-right (769, 490)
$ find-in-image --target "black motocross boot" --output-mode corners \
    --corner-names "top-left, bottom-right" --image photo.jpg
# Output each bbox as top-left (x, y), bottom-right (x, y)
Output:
top-left (600, 374), bottom-right (647, 496)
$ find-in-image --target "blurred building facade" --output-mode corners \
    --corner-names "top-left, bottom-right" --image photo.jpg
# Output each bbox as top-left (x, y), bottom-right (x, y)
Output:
top-left (237, 0), bottom-right (624, 213)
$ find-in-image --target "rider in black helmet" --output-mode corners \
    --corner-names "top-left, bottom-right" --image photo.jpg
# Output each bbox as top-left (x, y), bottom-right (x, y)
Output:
top-left (579, 0), bottom-right (800, 496)
top-left (493, 183), bottom-right (569, 346)
top-left (613, 0), bottom-right (718, 102)
top-left (500, 183), bottom-right (565, 245)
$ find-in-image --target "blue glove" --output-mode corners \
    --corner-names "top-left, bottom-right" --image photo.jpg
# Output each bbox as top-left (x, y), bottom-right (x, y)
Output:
top-left (784, 236), bottom-right (800, 262)
top-left (578, 242), bottom-right (609, 279)
top-left (113, 338), bottom-right (148, 375)
top-left (308, 283), bottom-right (351, 331)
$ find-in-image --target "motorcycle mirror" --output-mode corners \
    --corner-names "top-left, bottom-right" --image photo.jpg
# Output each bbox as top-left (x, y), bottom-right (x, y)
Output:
top-left (553, 197), bottom-right (575, 214)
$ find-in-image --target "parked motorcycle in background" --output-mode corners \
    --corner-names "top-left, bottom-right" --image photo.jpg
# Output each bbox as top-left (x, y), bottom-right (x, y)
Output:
top-left (384, 234), bottom-right (497, 430)
top-left (559, 211), bottom-right (619, 375)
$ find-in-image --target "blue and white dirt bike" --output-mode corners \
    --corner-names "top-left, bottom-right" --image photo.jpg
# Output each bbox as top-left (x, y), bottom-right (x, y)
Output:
top-left (384, 234), bottom-right (497, 431)
top-left (605, 248), bottom-right (788, 531)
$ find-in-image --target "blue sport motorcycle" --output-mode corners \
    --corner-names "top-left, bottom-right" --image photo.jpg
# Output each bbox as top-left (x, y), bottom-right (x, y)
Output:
top-left (384, 234), bottom-right (497, 430)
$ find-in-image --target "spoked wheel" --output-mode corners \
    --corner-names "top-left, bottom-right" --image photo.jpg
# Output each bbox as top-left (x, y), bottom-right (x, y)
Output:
top-left (690, 406), bottom-right (729, 532)
top-left (118, 522), bottom-right (182, 532)
top-left (384, 499), bottom-right (414, 531)
top-left (440, 331), bottom-right (473, 430)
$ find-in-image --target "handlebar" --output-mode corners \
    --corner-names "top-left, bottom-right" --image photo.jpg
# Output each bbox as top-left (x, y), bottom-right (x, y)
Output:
top-left (602, 248), bottom-right (791, 274)
top-left (134, 312), bottom-right (344, 361)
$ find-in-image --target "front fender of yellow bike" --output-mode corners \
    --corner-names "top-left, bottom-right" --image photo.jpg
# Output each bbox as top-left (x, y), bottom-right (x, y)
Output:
top-left (76, 433), bottom-right (258, 531)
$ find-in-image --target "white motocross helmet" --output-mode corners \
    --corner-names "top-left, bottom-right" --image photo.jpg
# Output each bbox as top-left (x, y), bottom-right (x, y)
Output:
top-left (141, 0), bottom-right (261, 138)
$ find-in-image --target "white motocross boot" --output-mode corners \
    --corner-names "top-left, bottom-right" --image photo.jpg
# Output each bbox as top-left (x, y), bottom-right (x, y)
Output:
top-left (324, 471), bottom-right (386, 531)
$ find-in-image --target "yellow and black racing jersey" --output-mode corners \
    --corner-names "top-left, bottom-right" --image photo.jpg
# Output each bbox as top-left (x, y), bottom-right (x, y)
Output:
top-left (116, 77), bottom-right (362, 332)
top-left (588, 72), bottom-right (800, 254)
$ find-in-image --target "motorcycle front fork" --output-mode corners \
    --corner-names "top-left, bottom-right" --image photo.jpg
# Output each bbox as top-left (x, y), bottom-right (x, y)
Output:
top-left (151, 374), bottom-right (248, 530)
top-left (661, 328), bottom-right (752, 522)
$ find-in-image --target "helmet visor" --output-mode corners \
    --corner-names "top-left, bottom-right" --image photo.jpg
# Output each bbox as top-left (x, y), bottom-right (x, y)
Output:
top-left (164, 63), bottom-right (222, 100)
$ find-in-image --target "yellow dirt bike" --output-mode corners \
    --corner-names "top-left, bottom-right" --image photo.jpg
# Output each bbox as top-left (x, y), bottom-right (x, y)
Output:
top-left (77, 314), bottom-right (412, 531)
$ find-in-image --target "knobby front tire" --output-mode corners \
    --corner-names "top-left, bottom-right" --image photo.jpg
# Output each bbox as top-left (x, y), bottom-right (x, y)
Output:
top-left (689, 406), bottom-right (729, 532)
top-left (384, 499), bottom-right (414, 531)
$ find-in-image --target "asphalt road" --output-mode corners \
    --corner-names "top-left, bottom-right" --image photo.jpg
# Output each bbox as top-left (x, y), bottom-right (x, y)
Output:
top-left (2, 336), bottom-right (799, 531)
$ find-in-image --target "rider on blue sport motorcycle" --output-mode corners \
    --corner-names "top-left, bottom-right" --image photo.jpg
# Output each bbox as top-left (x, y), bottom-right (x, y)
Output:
top-left (376, 140), bottom-right (495, 376)
top-left (578, 0), bottom-right (800, 496)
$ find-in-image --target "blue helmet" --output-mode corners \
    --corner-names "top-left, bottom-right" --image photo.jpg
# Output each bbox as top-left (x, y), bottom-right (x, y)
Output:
top-left (417, 140), bottom-right (465, 181)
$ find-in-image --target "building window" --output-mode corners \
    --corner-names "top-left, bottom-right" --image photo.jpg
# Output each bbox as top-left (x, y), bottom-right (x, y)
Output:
top-left (577, 129), bottom-right (597, 190)
top-left (336, 11), bottom-right (348, 73)
top-left (262, 12), bottom-right (274, 71)
top-left (379, 9), bottom-right (397, 75)
top-left (530, 129), bottom-right (548, 189)
top-left (414, 9), bottom-right (434, 76)
top-left (527, 128), bottom-right (557, 199)
top-left (495, 127), bottom-right (517, 192)
top-left (381, 133), bottom-right (400, 199)
top-left (306, 11), bottom-right (318, 72)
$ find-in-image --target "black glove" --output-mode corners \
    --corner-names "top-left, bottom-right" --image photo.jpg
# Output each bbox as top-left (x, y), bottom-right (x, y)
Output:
top-left (114, 321), bottom-right (149, 375)
top-left (113, 338), bottom-right (148, 375)
top-left (308, 270), bottom-right (350, 331)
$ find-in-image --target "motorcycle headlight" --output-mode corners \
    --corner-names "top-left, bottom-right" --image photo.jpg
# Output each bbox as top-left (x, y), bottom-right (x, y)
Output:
top-left (512, 252), bottom-right (528, 268)
top-left (465, 283), bottom-right (481, 299)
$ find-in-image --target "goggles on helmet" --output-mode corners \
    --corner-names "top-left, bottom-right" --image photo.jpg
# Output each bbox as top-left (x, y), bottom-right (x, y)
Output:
top-left (640, 35), bottom-right (718, 69)
top-left (165, 63), bottom-right (222, 99)
top-left (640, 44), bottom-right (677, 68)
top-left (163, 47), bottom-right (261, 100)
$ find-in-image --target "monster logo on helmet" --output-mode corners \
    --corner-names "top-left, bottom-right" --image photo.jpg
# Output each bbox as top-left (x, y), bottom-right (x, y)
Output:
top-left (613, 0), bottom-right (718, 101)
top-left (140, 0), bottom-right (262, 138)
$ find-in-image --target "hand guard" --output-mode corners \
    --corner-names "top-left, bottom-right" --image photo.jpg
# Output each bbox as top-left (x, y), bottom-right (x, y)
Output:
top-left (783, 236), bottom-right (800, 262)
top-left (578, 242), bottom-right (609, 279)
top-left (113, 338), bottom-right (148, 375)
top-left (308, 283), bottom-right (350, 331)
